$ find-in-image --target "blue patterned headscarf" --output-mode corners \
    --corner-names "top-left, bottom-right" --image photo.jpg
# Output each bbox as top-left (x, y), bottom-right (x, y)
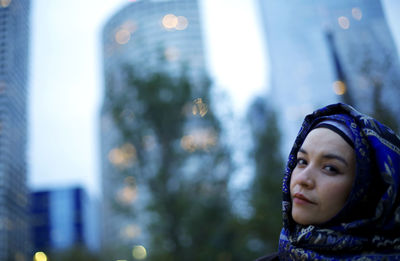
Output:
top-left (279, 103), bottom-right (400, 260)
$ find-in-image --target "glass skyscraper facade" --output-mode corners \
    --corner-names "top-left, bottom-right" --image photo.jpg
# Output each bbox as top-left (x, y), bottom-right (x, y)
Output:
top-left (258, 0), bottom-right (400, 153)
top-left (100, 0), bottom-right (206, 252)
top-left (30, 187), bottom-right (99, 254)
top-left (0, 0), bottom-right (30, 259)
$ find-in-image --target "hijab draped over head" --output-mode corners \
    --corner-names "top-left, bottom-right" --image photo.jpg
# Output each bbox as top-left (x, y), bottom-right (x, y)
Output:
top-left (279, 103), bottom-right (400, 260)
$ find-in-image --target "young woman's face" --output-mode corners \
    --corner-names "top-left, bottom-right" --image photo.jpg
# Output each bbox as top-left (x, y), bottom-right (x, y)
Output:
top-left (290, 127), bottom-right (356, 225)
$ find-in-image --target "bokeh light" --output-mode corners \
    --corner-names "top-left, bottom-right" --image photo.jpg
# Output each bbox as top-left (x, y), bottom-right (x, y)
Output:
top-left (181, 135), bottom-right (195, 152)
top-left (121, 20), bottom-right (138, 33)
top-left (121, 224), bottom-right (141, 239)
top-left (0, 0), bottom-right (11, 8)
top-left (180, 128), bottom-right (217, 152)
top-left (162, 14), bottom-right (178, 29)
top-left (33, 252), bottom-right (47, 261)
top-left (338, 16), bottom-right (350, 29)
top-left (132, 245), bottom-right (147, 260)
top-left (176, 16), bottom-right (188, 30)
top-left (352, 7), bottom-right (362, 21)
top-left (108, 143), bottom-right (137, 168)
top-left (115, 29), bottom-right (131, 45)
top-left (332, 80), bottom-right (347, 95)
top-left (192, 98), bottom-right (208, 117)
top-left (117, 185), bottom-right (138, 204)
top-left (162, 14), bottom-right (188, 30)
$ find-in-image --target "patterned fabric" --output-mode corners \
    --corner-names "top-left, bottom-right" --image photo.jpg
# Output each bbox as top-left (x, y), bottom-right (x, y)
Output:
top-left (278, 103), bottom-right (400, 260)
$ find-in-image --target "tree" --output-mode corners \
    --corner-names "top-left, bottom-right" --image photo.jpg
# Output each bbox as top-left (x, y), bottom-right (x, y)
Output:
top-left (107, 65), bottom-right (240, 260)
top-left (47, 246), bottom-right (100, 261)
top-left (246, 97), bottom-right (284, 258)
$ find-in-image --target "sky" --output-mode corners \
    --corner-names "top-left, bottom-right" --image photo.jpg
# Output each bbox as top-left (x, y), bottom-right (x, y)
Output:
top-left (28, 0), bottom-right (268, 197)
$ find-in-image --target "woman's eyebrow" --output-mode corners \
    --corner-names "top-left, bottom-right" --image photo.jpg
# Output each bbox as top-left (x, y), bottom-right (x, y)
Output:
top-left (298, 148), bottom-right (307, 154)
top-left (298, 148), bottom-right (349, 166)
top-left (323, 153), bottom-right (348, 166)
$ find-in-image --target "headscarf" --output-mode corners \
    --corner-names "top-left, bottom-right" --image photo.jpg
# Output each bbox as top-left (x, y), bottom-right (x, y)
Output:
top-left (278, 103), bottom-right (400, 260)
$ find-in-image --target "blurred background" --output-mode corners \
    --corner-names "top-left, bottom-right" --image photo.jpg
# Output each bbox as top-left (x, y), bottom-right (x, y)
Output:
top-left (1, 0), bottom-right (400, 260)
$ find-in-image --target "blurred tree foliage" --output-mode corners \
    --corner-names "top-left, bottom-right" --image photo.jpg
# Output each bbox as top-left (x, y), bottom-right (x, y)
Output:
top-left (107, 66), bottom-right (245, 260)
top-left (246, 97), bottom-right (284, 258)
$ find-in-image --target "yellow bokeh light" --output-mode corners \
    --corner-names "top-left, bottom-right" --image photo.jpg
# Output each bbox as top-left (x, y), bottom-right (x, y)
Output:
top-left (132, 245), bottom-right (147, 260)
top-left (115, 29), bottom-right (131, 45)
top-left (192, 98), bottom-right (208, 117)
top-left (338, 16), bottom-right (350, 29)
top-left (34, 252), bottom-right (47, 261)
top-left (181, 135), bottom-right (196, 152)
top-left (0, 0), bottom-right (11, 8)
top-left (109, 148), bottom-right (125, 165)
top-left (333, 81), bottom-right (347, 95)
top-left (352, 7), bottom-right (362, 21)
top-left (108, 143), bottom-right (137, 168)
top-left (180, 128), bottom-right (217, 152)
top-left (121, 20), bottom-right (138, 33)
top-left (176, 16), bottom-right (188, 30)
top-left (121, 224), bottom-right (141, 239)
top-left (162, 14), bottom-right (178, 29)
top-left (117, 185), bottom-right (138, 204)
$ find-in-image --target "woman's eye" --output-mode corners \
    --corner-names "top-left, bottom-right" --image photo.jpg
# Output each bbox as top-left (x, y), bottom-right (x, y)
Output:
top-left (296, 158), bottom-right (307, 166)
top-left (323, 165), bottom-right (339, 174)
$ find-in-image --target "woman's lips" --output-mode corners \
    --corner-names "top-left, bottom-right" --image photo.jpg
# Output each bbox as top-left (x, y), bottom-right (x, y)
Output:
top-left (293, 193), bottom-right (315, 205)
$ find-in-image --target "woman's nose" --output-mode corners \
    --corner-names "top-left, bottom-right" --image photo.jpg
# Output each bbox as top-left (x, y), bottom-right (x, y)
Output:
top-left (294, 167), bottom-right (315, 189)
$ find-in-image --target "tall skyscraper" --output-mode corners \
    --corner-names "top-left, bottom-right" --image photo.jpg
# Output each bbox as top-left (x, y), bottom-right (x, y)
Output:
top-left (258, 0), bottom-right (400, 153)
top-left (0, 0), bottom-right (30, 260)
top-left (100, 0), bottom-right (206, 252)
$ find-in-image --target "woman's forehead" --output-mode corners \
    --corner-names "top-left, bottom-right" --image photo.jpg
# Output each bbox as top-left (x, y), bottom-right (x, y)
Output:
top-left (300, 128), bottom-right (354, 154)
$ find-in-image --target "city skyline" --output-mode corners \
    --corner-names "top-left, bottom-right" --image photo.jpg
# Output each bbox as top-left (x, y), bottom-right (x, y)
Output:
top-left (28, 0), bottom-right (400, 200)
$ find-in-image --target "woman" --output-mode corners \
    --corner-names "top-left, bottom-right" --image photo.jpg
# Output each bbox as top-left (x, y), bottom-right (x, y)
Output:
top-left (257, 103), bottom-right (400, 260)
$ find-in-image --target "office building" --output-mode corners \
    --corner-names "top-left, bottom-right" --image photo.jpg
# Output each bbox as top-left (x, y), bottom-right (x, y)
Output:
top-left (100, 0), bottom-right (206, 252)
top-left (30, 187), bottom-right (99, 253)
top-left (0, 0), bottom-right (30, 260)
top-left (258, 0), bottom-right (400, 152)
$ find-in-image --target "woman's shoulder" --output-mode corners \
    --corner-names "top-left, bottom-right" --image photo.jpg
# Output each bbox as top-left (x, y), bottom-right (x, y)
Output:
top-left (254, 252), bottom-right (279, 261)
